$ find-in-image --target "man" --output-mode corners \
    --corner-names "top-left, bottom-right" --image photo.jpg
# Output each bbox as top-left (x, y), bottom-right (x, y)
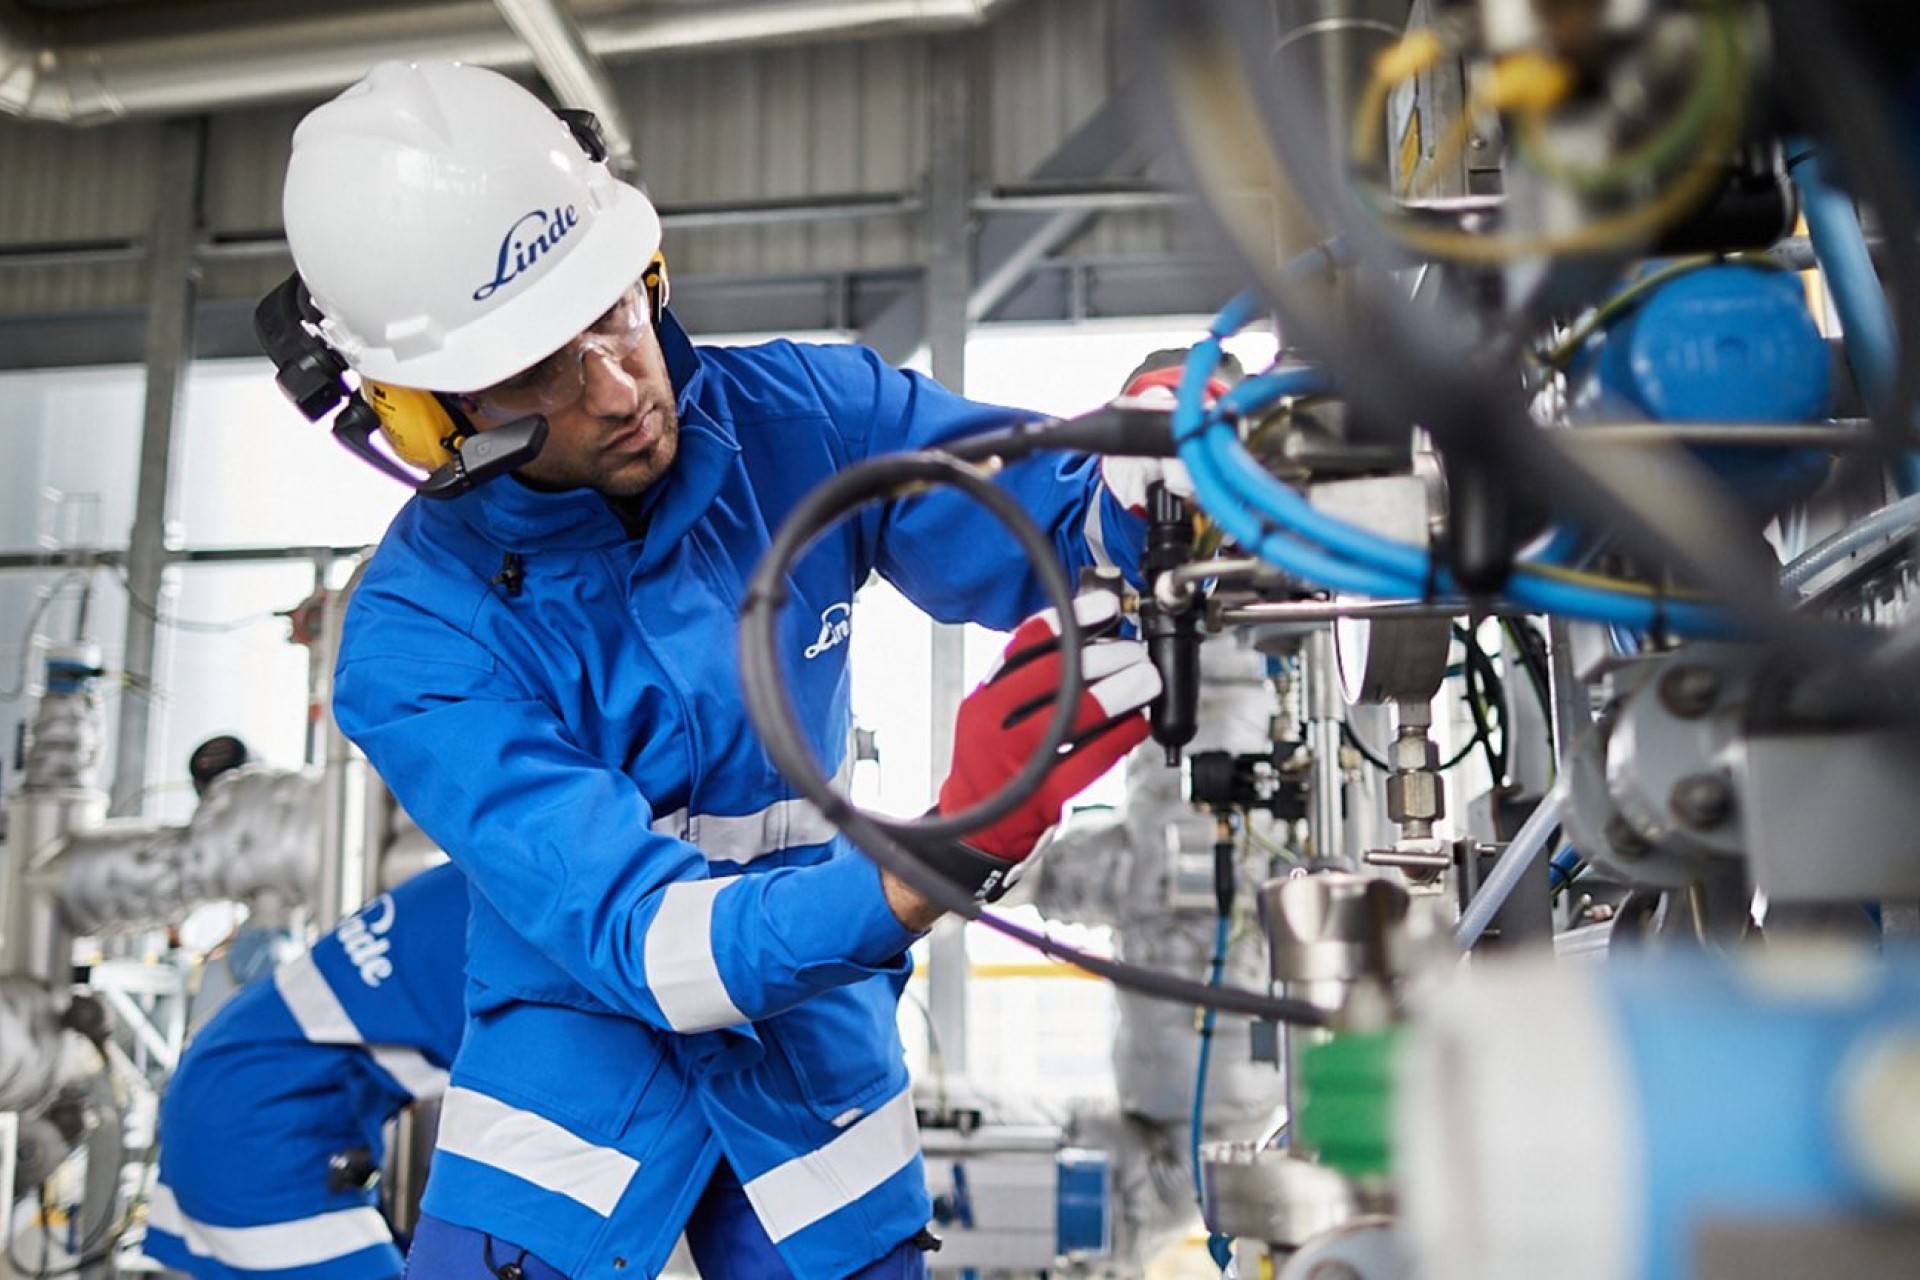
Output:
top-left (277, 61), bottom-right (1169, 1280)
top-left (143, 862), bottom-right (467, 1280)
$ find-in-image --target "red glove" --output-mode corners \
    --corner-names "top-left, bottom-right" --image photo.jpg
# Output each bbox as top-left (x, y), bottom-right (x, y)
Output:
top-left (936, 593), bottom-right (1160, 879)
top-left (1116, 364), bottom-right (1229, 405)
top-left (1100, 365), bottom-right (1223, 514)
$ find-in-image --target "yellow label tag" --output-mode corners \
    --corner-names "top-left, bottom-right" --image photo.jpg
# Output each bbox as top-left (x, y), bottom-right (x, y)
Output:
top-left (1397, 107), bottom-right (1424, 192)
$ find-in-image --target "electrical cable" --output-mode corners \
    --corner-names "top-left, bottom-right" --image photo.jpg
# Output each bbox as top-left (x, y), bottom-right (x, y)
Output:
top-left (1457, 623), bottom-right (1508, 783)
top-left (1534, 254), bottom-right (1726, 370)
top-left (1192, 822), bottom-right (1240, 1272)
top-left (1342, 709), bottom-right (1486, 776)
top-left (1348, 6), bottom-right (1751, 264)
top-left (1241, 809), bottom-right (1299, 865)
top-left (1507, 18), bottom-right (1736, 196)
top-left (739, 444), bottom-right (1331, 1026)
top-left (5, 1112), bottom-right (146, 1280)
top-left (939, 403), bottom-right (1189, 466)
top-left (1189, 909), bottom-right (1233, 1274)
top-left (1780, 489), bottom-right (1920, 593)
top-left (1352, 18), bottom-right (1727, 206)
top-left (1501, 618), bottom-right (1554, 732)
top-left (111, 565), bottom-right (284, 635)
top-left (1144, 5), bottom-right (1838, 661)
top-left (9, 1200), bottom-right (141, 1280)
top-left (742, 450), bottom-right (1084, 847)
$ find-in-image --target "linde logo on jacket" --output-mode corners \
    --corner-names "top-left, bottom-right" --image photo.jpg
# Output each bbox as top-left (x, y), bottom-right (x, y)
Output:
top-left (804, 602), bottom-right (853, 659)
top-left (473, 205), bottom-right (581, 302)
top-left (338, 893), bottom-right (398, 987)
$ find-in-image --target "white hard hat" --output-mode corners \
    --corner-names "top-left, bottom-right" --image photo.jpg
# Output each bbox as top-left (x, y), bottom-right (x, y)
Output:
top-left (283, 60), bottom-right (661, 393)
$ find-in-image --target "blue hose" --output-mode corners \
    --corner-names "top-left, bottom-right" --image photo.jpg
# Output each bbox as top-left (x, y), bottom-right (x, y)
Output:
top-left (1790, 148), bottom-right (1920, 495)
top-left (1190, 911), bottom-right (1234, 1272)
top-left (1788, 147), bottom-right (1919, 493)
top-left (1173, 295), bottom-right (1741, 635)
top-left (1547, 843), bottom-right (1584, 892)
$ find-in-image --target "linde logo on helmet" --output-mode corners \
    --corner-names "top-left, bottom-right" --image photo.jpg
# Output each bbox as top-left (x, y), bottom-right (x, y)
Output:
top-left (473, 205), bottom-right (582, 302)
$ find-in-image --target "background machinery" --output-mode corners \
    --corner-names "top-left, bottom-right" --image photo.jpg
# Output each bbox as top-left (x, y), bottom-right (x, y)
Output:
top-left (10, 2), bottom-right (1920, 1278)
top-left (740, 2), bottom-right (1920, 1277)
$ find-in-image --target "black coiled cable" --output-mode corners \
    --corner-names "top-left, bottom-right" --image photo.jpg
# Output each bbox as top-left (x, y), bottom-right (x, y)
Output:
top-left (739, 434), bottom-right (1330, 1026)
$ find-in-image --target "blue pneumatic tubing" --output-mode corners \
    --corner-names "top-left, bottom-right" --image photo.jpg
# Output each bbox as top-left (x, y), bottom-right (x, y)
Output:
top-left (1190, 911), bottom-right (1235, 1273)
top-left (1173, 294), bottom-right (1740, 635)
top-left (1189, 913), bottom-right (1228, 1204)
top-left (1787, 147), bottom-right (1920, 494)
top-left (1547, 843), bottom-right (1584, 892)
top-left (1172, 332), bottom-right (1412, 598)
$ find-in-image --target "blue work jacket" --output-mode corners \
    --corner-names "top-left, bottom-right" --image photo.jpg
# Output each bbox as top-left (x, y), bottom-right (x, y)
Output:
top-left (332, 315), bottom-right (1146, 1279)
top-left (145, 862), bottom-right (469, 1280)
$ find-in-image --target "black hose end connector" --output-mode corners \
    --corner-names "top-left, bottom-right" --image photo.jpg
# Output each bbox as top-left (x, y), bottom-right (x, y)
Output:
top-left (1142, 481), bottom-right (1200, 763)
top-left (1143, 604), bottom-right (1201, 762)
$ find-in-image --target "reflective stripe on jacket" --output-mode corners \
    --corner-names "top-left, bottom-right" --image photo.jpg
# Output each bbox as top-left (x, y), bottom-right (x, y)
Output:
top-left (146, 863), bottom-right (469, 1278)
top-left (333, 314), bottom-right (1146, 1279)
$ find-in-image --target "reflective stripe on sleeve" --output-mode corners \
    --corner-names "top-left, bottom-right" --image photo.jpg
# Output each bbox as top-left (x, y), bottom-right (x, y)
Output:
top-left (644, 878), bottom-right (747, 1032)
top-left (650, 758), bottom-right (851, 864)
top-left (435, 1087), bottom-right (638, 1216)
top-left (276, 952), bottom-right (446, 1098)
top-left (740, 1087), bottom-right (922, 1243)
top-left (273, 954), bottom-right (361, 1044)
top-left (648, 756), bottom-right (852, 867)
top-left (368, 1047), bottom-right (451, 1100)
top-left (145, 1184), bottom-right (394, 1269)
top-left (682, 795), bottom-right (840, 864)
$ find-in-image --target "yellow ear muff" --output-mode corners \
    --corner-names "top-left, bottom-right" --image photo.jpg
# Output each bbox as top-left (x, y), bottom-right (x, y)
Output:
top-left (642, 252), bottom-right (670, 325)
top-left (362, 381), bottom-right (463, 472)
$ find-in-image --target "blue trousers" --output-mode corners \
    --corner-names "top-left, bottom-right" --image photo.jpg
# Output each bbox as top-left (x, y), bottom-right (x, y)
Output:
top-left (405, 1160), bottom-right (928, 1280)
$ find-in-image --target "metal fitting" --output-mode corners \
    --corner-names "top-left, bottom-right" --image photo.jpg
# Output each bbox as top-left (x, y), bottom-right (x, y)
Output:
top-left (1604, 812), bottom-right (1651, 859)
top-left (1385, 771), bottom-right (1444, 827)
top-left (1387, 730), bottom-right (1440, 772)
top-left (1669, 772), bottom-right (1734, 830)
top-left (1259, 872), bottom-right (1412, 986)
top-left (1657, 664), bottom-right (1723, 719)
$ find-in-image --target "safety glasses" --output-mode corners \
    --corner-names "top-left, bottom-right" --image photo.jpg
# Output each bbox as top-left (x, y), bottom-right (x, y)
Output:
top-left (464, 284), bottom-right (650, 424)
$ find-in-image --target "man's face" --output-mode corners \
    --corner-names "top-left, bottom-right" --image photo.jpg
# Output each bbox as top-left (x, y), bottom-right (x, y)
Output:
top-left (458, 288), bottom-right (681, 498)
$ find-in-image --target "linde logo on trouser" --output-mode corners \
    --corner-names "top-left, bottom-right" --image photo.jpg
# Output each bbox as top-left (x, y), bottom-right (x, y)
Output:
top-left (473, 205), bottom-right (581, 301)
top-left (339, 893), bottom-right (398, 987)
top-left (804, 602), bottom-right (853, 659)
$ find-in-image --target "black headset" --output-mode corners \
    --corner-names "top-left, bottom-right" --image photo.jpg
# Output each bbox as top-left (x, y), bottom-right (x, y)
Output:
top-left (253, 106), bottom-right (664, 499)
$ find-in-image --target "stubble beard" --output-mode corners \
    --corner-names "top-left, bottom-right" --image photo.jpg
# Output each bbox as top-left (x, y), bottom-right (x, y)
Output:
top-left (598, 406), bottom-right (681, 498)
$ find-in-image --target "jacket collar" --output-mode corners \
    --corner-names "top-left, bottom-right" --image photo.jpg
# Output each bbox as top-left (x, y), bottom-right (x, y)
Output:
top-left (443, 311), bottom-right (741, 565)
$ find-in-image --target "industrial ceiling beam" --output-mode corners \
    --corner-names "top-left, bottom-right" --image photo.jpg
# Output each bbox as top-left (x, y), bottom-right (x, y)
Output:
top-left (491, 0), bottom-right (636, 176)
top-left (112, 117), bottom-right (204, 820)
top-left (922, 28), bottom-right (974, 1086)
top-left (857, 72), bottom-right (1154, 367)
top-left (0, 0), bottom-right (1017, 124)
